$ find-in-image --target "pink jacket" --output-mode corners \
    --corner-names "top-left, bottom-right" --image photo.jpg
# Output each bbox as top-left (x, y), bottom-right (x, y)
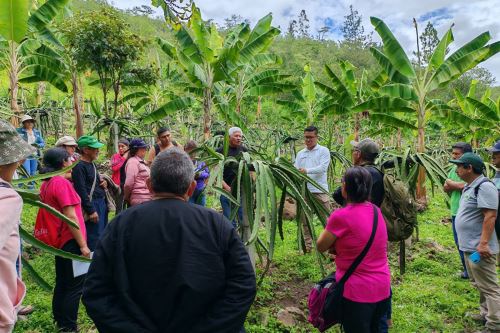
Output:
top-left (124, 156), bottom-right (152, 206)
top-left (0, 179), bottom-right (25, 332)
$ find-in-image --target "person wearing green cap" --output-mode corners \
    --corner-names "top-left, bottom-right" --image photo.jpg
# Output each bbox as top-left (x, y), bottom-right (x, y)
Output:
top-left (489, 140), bottom-right (500, 266)
top-left (451, 152), bottom-right (500, 332)
top-left (0, 120), bottom-right (37, 332)
top-left (72, 135), bottom-right (108, 251)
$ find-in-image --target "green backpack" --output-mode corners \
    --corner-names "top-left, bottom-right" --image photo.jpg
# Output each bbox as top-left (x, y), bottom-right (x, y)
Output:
top-left (379, 171), bottom-right (418, 242)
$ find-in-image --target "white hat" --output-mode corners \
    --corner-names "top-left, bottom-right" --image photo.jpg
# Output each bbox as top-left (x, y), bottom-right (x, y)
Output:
top-left (20, 115), bottom-right (34, 123)
top-left (55, 135), bottom-right (78, 147)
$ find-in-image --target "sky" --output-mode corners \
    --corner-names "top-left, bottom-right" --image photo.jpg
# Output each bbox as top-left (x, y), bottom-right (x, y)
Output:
top-left (113, 0), bottom-right (500, 83)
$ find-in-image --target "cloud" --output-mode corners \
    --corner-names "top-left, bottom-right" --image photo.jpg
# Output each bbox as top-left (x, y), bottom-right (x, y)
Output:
top-left (114, 0), bottom-right (500, 82)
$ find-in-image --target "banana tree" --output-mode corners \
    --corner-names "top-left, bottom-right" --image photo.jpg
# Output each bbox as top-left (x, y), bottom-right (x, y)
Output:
top-left (367, 17), bottom-right (500, 201)
top-left (0, 0), bottom-right (71, 126)
top-left (155, 3), bottom-right (280, 139)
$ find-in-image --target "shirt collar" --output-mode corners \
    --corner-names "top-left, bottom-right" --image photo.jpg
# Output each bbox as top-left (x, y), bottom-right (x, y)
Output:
top-left (465, 174), bottom-right (485, 189)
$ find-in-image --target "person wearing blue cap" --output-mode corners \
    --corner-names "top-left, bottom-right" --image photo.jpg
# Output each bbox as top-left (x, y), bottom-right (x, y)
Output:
top-left (123, 139), bottom-right (152, 206)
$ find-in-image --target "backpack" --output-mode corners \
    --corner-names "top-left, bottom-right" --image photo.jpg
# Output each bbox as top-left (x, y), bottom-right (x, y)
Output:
top-left (34, 178), bottom-right (64, 248)
top-left (371, 167), bottom-right (417, 241)
top-left (473, 178), bottom-right (500, 239)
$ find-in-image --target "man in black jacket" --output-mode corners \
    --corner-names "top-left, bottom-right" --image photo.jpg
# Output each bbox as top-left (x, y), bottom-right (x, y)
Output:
top-left (82, 149), bottom-right (256, 333)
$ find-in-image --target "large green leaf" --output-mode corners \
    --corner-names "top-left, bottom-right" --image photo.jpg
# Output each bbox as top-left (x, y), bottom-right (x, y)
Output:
top-left (323, 64), bottom-right (353, 106)
top-left (23, 198), bottom-right (80, 229)
top-left (352, 96), bottom-right (414, 113)
top-left (143, 97), bottom-right (193, 123)
top-left (370, 112), bottom-right (417, 130)
top-left (369, 47), bottom-right (410, 84)
top-left (28, 0), bottom-right (70, 30)
top-left (238, 28), bottom-right (280, 63)
top-left (189, 5), bottom-right (214, 62)
top-left (0, 0), bottom-right (29, 43)
top-left (302, 71), bottom-right (316, 104)
top-left (21, 257), bottom-right (52, 291)
top-left (443, 32), bottom-right (490, 66)
top-left (370, 17), bottom-right (415, 78)
top-left (157, 37), bottom-right (176, 59)
top-left (247, 13), bottom-right (273, 45)
top-left (466, 97), bottom-right (500, 122)
top-left (429, 28), bottom-right (454, 70)
top-left (379, 83), bottom-right (418, 101)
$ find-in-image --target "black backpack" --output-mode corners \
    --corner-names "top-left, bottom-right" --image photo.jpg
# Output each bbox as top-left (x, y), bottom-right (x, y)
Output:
top-left (473, 178), bottom-right (500, 239)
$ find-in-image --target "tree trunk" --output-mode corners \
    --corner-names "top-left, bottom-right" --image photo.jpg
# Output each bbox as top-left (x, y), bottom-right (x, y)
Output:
top-left (354, 113), bottom-right (360, 141)
top-left (35, 82), bottom-right (46, 107)
top-left (72, 71), bottom-right (84, 138)
top-left (396, 128), bottom-right (402, 150)
top-left (8, 41), bottom-right (21, 127)
top-left (416, 106), bottom-right (427, 202)
top-left (203, 88), bottom-right (212, 140)
top-left (256, 96), bottom-right (262, 118)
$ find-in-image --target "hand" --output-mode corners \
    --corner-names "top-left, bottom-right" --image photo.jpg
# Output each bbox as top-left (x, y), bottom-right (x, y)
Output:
top-left (299, 168), bottom-right (307, 174)
top-left (477, 243), bottom-right (492, 259)
top-left (80, 246), bottom-right (91, 258)
top-left (89, 212), bottom-right (99, 223)
top-left (223, 184), bottom-right (231, 192)
top-left (100, 179), bottom-right (107, 189)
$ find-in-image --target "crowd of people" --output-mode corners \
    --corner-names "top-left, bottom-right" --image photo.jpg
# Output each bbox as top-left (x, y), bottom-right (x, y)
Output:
top-left (0, 115), bottom-right (499, 333)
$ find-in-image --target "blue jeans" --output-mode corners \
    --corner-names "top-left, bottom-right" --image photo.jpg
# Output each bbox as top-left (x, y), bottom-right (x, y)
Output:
top-left (85, 197), bottom-right (108, 251)
top-left (189, 188), bottom-right (206, 206)
top-left (220, 195), bottom-right (242, 228)
top-left (379, 289), bottom-right (392, 332)
top-left (452, 216), bottom-right (468, 277)
top-left (22, 158), bottom-right (38, 189)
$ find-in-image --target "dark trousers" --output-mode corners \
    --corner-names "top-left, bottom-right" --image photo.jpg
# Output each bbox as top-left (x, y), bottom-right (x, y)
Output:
top-left (452, 216), bottom-right (468, 276)
top-left (53, 239), bottom-right (85, 331)
top-left (85, 197), bottom-right (108, 251)
top-left (342, 297), bottom-right (391, 333)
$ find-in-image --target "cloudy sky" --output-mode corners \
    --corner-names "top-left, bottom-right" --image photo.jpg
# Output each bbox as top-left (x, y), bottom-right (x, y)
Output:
top-left (113, 0), bottom-right (500, 83)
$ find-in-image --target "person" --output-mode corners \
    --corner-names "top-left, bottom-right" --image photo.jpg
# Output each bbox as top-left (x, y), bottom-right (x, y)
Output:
top-left (450, 152), bottom-right (500, 332)
top-left (16, 115), bottom-right (45, 188)
top-left (333, 138), bottom-right (384, 207)
top-left (36, 148), bottom-right (90, 332)
top-left (443, 142), bottom-right (473, 279)
top-left (184, 140), bottom-right (209, 206)
top-left (489, 140), bottom-right (500, 266)
top-left (55, 136), bottom-right (80, 163)
top-left (294, 125), bottom-right (331, 252)
top-left (111, 139), bottom-right (129, 186)
top-left (82, 149), bottom-right (256, 333)
top-left (123, 139), bottom-right (152, 207)
top-left (0, 120), bottom-right (36, 333)
top-left (216, 127), bottom-right (247, 227)
top-left (72, 135), bottom-right (108, 251)
top-left (146, 127), bottom-right (177, 165)
top-left (317, 166), bottom-right (391, 333)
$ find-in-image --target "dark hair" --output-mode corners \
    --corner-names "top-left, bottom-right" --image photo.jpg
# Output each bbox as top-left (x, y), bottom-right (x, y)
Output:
top-left (157, 127), bottom-right (170, 137)
top-left (343, 166), bottom-right (372, 203)
top-left (461, 163), bottom-right (483, 175)
top-left (128, 146), bottom-right (140, 157)
top-left (452, 142), bottom-right (472, 153)
top-left (40, 148), bottom-right (70, 174)
top-left (304, 125), bottom-right (318, 135)
top-left (184, 140), bottom-right (197, 151)
top-left (360, 152), bottom-right (378, 163)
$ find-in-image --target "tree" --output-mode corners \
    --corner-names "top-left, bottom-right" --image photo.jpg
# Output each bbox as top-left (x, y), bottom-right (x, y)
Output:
top-left (223, 14), bottom-right (249, 30)
top-left (413, 21), bottom-right (439, 65)
top-left (317, 26), bottom-right (330, 41)
top-left (341, 5), bottom-right (372, 47)
top-left (64, 6), bottom-right (145, 152)
top-left (287, 19), bottom-right (297, 38)
top-left (297, 10), bottom-right (310, 38)
top-left (367, 17), bottom-right (500, 201)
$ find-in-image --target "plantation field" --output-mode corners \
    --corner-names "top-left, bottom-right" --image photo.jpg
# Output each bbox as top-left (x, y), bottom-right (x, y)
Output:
top-left (15, 191), bottom-right (499, 333)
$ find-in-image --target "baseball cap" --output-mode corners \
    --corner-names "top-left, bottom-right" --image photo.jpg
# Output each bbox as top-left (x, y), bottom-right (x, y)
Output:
top-left (0, 120), bottom-right (37, 166)
top-left (55, 135), bottom-right (78, 147)
top-left (350, 138), bottom-right (380, 155)
top-left (451, 142), bottom-right (472, 153)
top-left (129, 138), bottom-right (149, 149)
top-left (449, 152), bottom-right (485, 170)
top-left (489, 140), bottom-right (500, 153)
top-left (77, 135), bottom-right (104, 149)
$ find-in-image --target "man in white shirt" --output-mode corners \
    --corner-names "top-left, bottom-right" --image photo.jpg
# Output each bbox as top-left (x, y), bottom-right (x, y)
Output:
top-left (294, 126), bottom-right (331, 252)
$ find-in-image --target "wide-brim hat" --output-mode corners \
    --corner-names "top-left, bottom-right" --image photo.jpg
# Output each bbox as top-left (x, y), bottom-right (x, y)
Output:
top-left (0, 120), bottom-right (37, 166)
top-left (20, 114), bottom-right (34, 124)
top-left (55, 135), bottom-right (78, 147)
top-left (77, 135), bottom-right (104, 149)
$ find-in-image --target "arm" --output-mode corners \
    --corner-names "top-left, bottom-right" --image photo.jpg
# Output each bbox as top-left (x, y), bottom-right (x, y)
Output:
top-left (317, 229), bottom-right (337, 253)
top-left (61, 205), bottom-right (90, 257)
top-left (443, 179), bottom-right (465, 193)
top-left (111, 155), bottom-right (123, 173)
top-left (477, 208), bottom-right (497, 258)
top-left (146, 148), bottom-right (155, 166)
top-left (305, 149), bottom-right (330, 174)
top-left (123, 159), bottom-right (139, 202)
top-left (35, 129), bottom-right (45, 148)
top-left (72, 164), bottom-right (95, 215)
top-left (0, 190), bottom-right (22, 250)
top-left (191, 224), bottom-right (256, 333)
top-left (82, 222), bottom-right (153, 333)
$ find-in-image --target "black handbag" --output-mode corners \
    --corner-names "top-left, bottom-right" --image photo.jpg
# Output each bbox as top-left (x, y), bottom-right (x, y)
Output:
top-left (322, 204), bottom-right (379, 327)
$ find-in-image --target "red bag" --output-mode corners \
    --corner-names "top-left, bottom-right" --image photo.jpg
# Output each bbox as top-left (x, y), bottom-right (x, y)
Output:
top-left (34, 178), bottom-right (63, 248)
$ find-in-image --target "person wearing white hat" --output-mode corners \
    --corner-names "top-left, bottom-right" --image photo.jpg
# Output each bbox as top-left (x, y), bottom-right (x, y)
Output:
top-left (16, 115), bottom-right (45, 188)
top-left (55, 136), bottom-right (80, 163)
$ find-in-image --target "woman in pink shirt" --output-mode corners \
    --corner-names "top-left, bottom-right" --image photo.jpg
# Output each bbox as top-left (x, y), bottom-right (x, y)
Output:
top-left (124, 139), bottom-right (152, 206)
top-left (317, 166), bottom-right (390, 333)
top-left (0, 120), bottom-right (37, 333)
top-left (36, 148), bottom-right (89, 332)
top-left (110, 138), bottom-right (129, 186)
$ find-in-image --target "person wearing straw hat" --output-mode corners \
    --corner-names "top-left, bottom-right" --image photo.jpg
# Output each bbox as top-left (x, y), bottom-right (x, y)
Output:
top-left (16, 115), bottom-right (45, 188)
top-left (0, 120), bottom-right (36, 332)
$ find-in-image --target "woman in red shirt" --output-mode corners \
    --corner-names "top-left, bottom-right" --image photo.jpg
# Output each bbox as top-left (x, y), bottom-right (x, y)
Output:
top-left (36, 148), bottom-right (89, 332)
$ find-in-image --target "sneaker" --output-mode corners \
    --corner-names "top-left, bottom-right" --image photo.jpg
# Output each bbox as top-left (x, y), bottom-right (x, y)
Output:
top-left (17, 305), bottom-right (35, 315)
top-left (460, 271), bottom-right (469, 279)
